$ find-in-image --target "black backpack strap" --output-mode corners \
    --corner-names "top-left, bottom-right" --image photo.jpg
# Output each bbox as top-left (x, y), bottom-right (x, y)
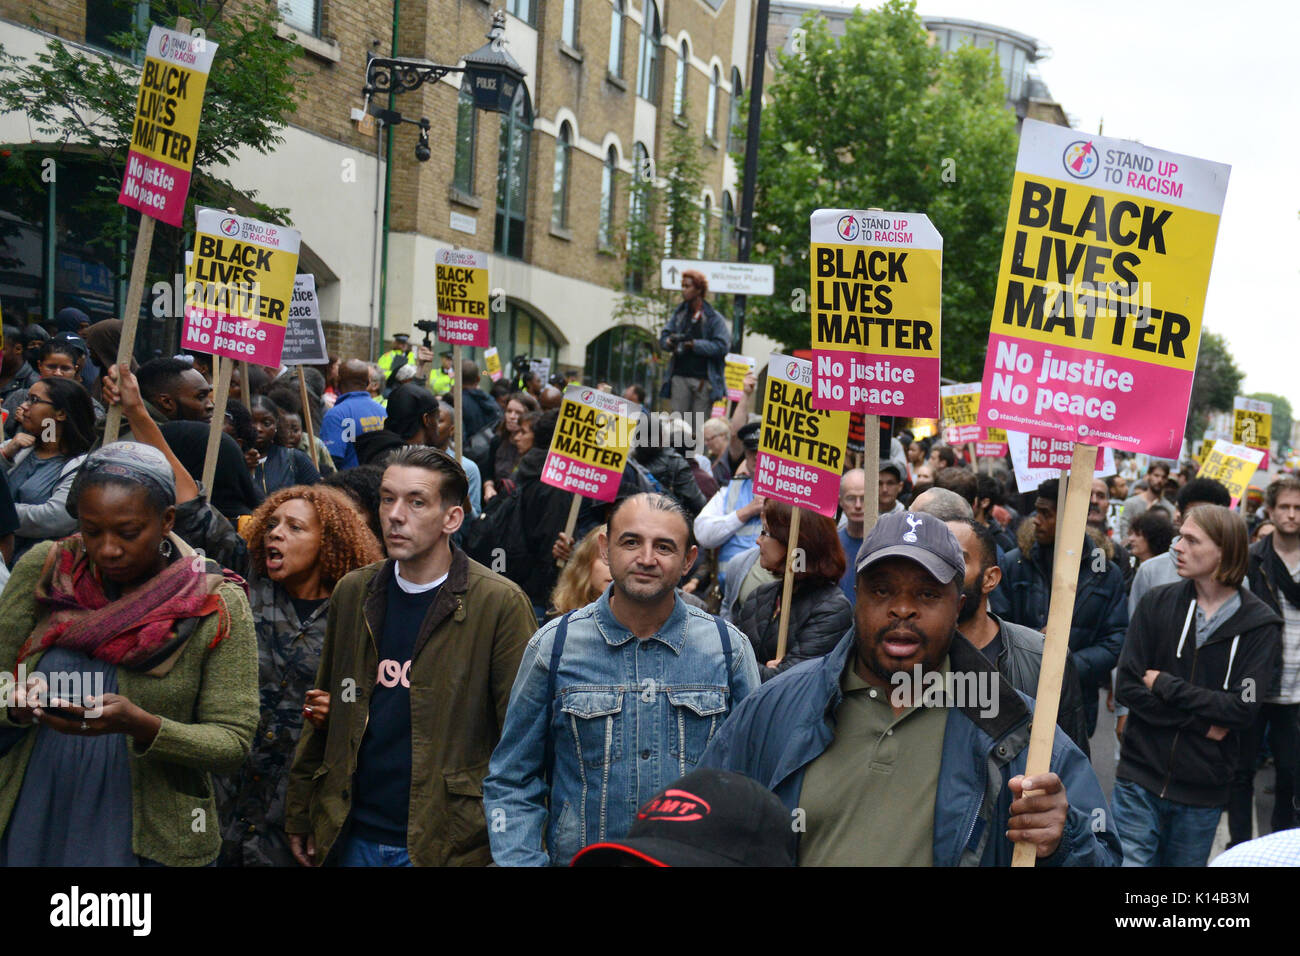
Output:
top-left (542, 612), bottom-right (572, 787)
top-left (714, 615), bottom-right (735, 704)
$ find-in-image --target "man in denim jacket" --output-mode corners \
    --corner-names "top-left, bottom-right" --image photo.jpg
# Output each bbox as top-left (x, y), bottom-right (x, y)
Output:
top-left (484, 493), bottom-right (760, 866)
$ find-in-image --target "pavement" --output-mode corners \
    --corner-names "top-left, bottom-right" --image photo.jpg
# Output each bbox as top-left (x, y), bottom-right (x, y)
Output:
top-left (1088, 693), bottom-right (1278, 862)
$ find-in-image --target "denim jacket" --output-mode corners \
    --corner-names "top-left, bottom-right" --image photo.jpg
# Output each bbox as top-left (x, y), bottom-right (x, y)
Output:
top-left (483, 589), bottom-right (761, 866)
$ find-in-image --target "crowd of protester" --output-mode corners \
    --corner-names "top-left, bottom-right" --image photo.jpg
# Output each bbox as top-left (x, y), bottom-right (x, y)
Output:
top-left (0, 285), bottom-right (1294, 868)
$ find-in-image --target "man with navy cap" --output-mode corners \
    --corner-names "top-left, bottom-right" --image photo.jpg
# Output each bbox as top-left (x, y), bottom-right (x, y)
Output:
top-left (699, 509), bottom-right (1121, 866)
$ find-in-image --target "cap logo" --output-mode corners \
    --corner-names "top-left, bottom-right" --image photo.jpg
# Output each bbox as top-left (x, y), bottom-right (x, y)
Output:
top-left (637, 789), bottom-right (712, 823)
top-left (903, 513), bottom-right (923, 543)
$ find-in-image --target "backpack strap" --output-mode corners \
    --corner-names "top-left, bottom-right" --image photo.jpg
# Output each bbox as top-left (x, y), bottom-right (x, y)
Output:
top-left (714, 615), bottom-right (735, 704)
top-left (542, 611), bottom-right (572, 787)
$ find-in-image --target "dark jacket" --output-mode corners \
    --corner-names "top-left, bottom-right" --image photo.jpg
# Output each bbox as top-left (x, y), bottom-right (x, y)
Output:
top-left (1116, 579), bottom-right (1282, 807)
top-left (638, 448), bottom-right (707, 520)
top-left (699, 630), bottom-right (1121, 866)
top-left (657, 300), bottom-right (731, 402)
top-left (995, 537), bottom-right (1128, 733)
top-left (987, 612), bottom-right (1090, 757)
top-left (284, 546), bottom-right (535, 865)
top-left (515, 447), bottom-right (574, 607)
top-left (461, 386), bottom-right (501, 438)
top-left (1246, 534), bottom-right (1288, 618)
top-left (735, 578), bottom-right (853, 682)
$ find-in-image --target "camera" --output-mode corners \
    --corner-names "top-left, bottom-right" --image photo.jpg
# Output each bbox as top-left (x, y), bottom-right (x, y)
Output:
top-left (663, 333), bottom-right (691, 354)
top-left (414, 318), bottom-right (438, 346)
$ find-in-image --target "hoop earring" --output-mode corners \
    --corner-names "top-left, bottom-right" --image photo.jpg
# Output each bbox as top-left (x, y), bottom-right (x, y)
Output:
top-left (158, 538), bottom-right (174, 559)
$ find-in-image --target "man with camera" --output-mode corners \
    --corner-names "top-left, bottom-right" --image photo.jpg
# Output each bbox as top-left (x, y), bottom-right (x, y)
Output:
top-left (658, 270), bottom-right (731, 422)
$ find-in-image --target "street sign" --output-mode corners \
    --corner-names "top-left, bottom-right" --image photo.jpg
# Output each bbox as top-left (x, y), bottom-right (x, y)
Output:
top-left (659, 259), bottom-right (774, 296)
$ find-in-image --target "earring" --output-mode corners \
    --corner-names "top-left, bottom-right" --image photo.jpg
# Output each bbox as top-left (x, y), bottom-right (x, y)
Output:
top-left (158, 538), bottom-right (174, 558)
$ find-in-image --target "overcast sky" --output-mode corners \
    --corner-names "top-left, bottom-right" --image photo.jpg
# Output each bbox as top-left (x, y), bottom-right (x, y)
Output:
top-left (816, 0), bottom-right (1300, 415)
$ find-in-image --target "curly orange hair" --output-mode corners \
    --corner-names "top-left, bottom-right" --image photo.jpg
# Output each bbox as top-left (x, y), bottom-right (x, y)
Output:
top-left (242, 485), bottom-right (383, 586)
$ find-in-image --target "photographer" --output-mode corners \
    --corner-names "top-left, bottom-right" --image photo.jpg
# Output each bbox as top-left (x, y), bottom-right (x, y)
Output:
top-left (658, 270), bottom-right (731, 420)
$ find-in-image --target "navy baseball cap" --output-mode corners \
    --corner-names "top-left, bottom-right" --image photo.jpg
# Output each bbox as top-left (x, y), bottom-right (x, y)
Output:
top-left (570, 768), bottom-right (795, 867)
top-left (855, 509), bottom-right (965, 584)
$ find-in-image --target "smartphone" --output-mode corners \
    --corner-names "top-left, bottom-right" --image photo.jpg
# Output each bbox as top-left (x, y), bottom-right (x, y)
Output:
top-left (44, 696), bottom-right (83, 720)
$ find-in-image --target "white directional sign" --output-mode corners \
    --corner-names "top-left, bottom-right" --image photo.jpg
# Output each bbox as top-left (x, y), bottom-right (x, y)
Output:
top-left (660, 259), bottom-right (775, 296)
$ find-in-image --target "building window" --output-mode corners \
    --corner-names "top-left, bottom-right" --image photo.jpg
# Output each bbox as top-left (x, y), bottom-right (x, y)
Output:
top-left (562, 0), bottom-right (579, 47)
top-left (494, 87), bottom-right (533, 259)
top-left (727, 67), bottom-right (743, 152)
top-left (278, 0), bottom-right (321, 36)
top-left (599, 146), bottom-right (618, 248)
top-left (585, 325), bottom-right (662, 398)
top-left (551, 122), bottom-right (572, 230)
top-left (489, 301), bottom-right (560, 367)
top-left (506, 0), bottom-right (534, 26)
top-left (608, 0), bottom-right (625, 77)
top-left (672, 40), bottom-right (689, 117)
top-left (721, 191), bottom-right (736, 258)
top-left (697, 195), bottom-right (711, 258)
top-left (84, 1), bottom-right (148, 60)
top-left (453, 81), bottom-right (477, 195)
top-left (706, 65), bottom-right (720, 139)
top-left (627, 142), bottom-right (650, 250)
top-left (636, 0), bottom-right (662, 103)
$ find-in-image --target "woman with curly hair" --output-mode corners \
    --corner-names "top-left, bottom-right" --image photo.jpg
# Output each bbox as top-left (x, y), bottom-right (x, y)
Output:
top-left (217, 485), bottom-right (382, 866)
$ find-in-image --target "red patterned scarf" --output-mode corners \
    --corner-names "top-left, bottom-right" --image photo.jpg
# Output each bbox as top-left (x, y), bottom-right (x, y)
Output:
top-left (18, 535), bottom-right (242, 675)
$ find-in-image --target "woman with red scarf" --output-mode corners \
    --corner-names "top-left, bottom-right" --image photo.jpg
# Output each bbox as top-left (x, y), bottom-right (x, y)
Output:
top-left (0, 441), bottom-right (258, 866)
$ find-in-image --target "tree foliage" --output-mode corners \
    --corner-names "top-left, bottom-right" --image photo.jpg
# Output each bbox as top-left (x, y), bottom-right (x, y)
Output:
top-left (0, 0), bottom-right (302, 263)
top-left (1185, 330), bottom-right (1244, 442)
top-left (740, 0), bottom-right (1019, 381)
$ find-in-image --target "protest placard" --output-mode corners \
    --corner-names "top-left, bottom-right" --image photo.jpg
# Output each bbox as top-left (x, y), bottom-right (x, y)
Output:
top-left (847, 412), bottom-right (865, 455)
top-left (118, 26), bottom-right (217, 228)
top-left (1232, 396), bottom-right (1272, 469)
top-left (725, 354), bottom-right (756, 402)
top-left (754, 353), bottom-right (850, 518)
top-left (976, 119), bottom-right (1230, 460)
top-left (809, 209), bottom-right (942, 416)
top-left (1200, 440), bottom-right (1265, 508)
top-left (940, 383), bottom-right (982, 444)
top-left (484, 347), bottom-right (503, 382)
top-left (530, 357), bottom-right (552, 386)
top-left (181, 208), bottom-right (301, 367)
top-left (976, 427), bottom-right (1008, 460)
top-left (542, 386), bottom-right (639, 504)
top-left (711, 400), bottom-right (727, 419)
top-left (1007, 430), bottom-right (1116, 492)
top-left (281, 274), bottom-right (328, 366)
top-left (435, 248), bottom-right (489, 347)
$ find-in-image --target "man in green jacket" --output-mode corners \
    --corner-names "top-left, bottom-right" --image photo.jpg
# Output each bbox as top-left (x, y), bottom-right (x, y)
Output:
top-left (285, 445), bottom-right (534, 866)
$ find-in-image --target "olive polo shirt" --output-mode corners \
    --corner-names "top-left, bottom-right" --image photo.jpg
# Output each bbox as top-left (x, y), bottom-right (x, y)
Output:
top-left (797, 653), bottom-right (950, 866)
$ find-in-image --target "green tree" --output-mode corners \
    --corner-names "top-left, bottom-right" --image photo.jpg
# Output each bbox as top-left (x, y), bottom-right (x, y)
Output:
top-left (1248, 392), bottom-right (1293, 453)
top-left (0, 0), bottom-right (301, 278)
top-left (1184, 330), bottom-right (1244, 442)
top-left (740, 0), bottom-right (1018, 381)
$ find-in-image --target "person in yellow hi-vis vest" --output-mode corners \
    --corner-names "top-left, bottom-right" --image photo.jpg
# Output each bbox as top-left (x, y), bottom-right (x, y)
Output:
top-left (376, 333), bottom-right (412, 382)
top-left (428, 349), bottom-right (455, 395)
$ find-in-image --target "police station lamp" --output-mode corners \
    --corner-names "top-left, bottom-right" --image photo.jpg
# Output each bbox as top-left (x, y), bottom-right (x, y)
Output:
top-left (461, 11), bottom-right (526, 114)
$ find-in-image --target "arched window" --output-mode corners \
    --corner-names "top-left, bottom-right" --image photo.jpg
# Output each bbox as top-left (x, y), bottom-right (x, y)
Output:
top-left (727, 67), bottom-right (743, 152)
top-left (599, 146), bottom-right (618, 248)
top-left (562, 0), bottom-right (579, 47)
top-left (672, 39), bottom-right (689, 117)
top-left (585, 325), bottom-right (662, 399)
top-left (697, 194), bottom-right (711, 258)
top-left (453, 79), bottom-right (477, 194)
top-left (506, 0), bottom-right (534, 26)
top-left (551, 122), bottom-right (572, 230)
top-left (494, 86), bottom-right (533, 259)
top-left (628, 142), bottom-right (650, 250)
top-left (706, 65), bottom-right (720, 139)
top-left (721, 191), bottom-right (736, 257)
top-left (636, 0), bottom-right (662, 103)
top-left (608, 0), bottom-right (625, 77)
top-left (489, 300), bottom-right (561, 367)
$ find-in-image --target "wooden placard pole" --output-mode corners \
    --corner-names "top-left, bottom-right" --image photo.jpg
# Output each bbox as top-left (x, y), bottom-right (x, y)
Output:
top-left (201, 357), bottom-right (234, 501)
top-left (862, 414), bottom-right (880, 534)
top-left (557, 492), bottom-right (583, 568)
top-left (774, 505), bottom-right (803, 662)
top-left (103, 14), bottom-right (192, 447)
top-left (297, 365), bottom-right (315, 460)
top-left (967, 442), bottom-right (977, 471)
top-left (1053, 466), bottom-right (1069, 571)
top-left (1012, 441), bottom-right (1098, 868)
top-left (452, 344), bottom-right (464, 463)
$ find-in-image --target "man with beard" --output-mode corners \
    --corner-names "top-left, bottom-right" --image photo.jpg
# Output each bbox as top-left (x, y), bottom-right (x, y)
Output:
top-left (947, 518), bottom-right (1090, 754)
top-left (484, 493), bottom-right (760, 865)
top-left (699, 510), bottom-right (1119, 866)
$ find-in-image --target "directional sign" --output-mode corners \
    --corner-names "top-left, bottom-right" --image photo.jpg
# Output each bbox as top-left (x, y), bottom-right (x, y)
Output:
top-left (660, 259), bottom-right (774, 296)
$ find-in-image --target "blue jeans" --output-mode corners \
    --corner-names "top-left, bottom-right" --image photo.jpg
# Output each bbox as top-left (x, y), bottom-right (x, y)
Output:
top-left (1112, 779), bottom-right (1223, 866)
top-left (338, 835), bottom-right (412, 867)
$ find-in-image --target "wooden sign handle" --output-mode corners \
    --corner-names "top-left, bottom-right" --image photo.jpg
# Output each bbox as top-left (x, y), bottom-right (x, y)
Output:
top-left (201, 357), bottom-right (234, 501)
top-left (774, 505), bottom-right (802, 662)
top-left (556, 492), bottom-right (583, 568)
top-left (1011, 442), bottom-right (1098, 867)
